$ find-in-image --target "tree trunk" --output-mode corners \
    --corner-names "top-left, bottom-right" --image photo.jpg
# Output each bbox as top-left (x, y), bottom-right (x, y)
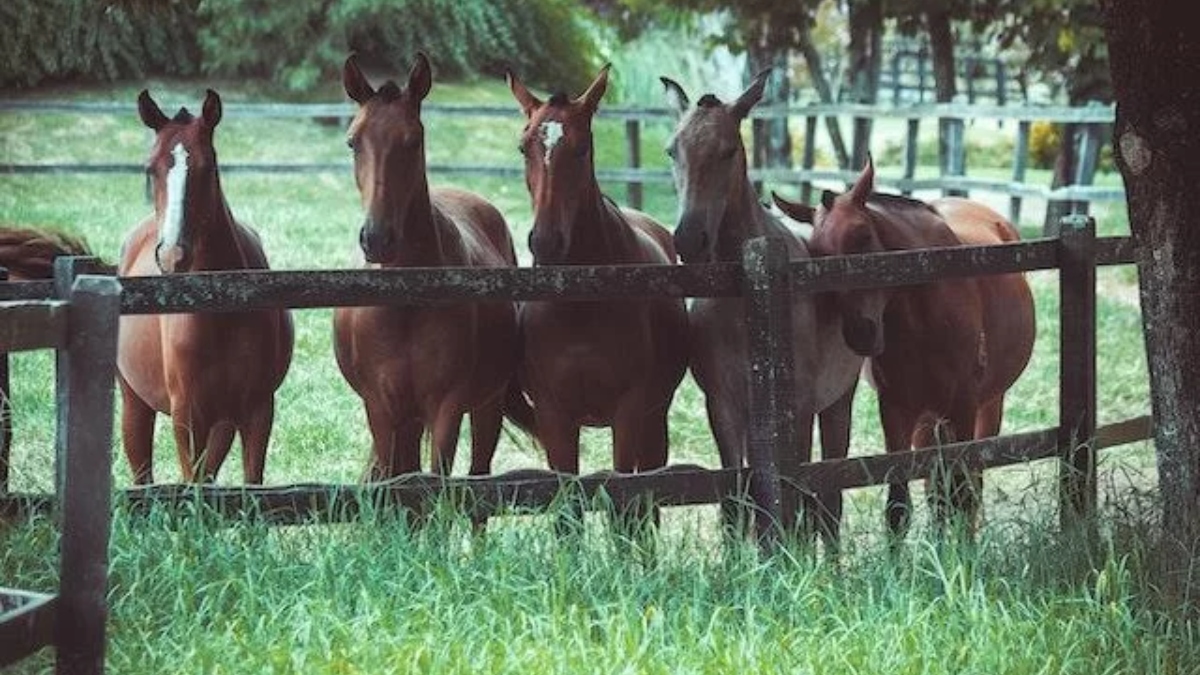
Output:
top-left (845, 0), bottom-right (883, 171)
top-left (1102, 0), bottom-right (1200, 608)
top-left (925, 8), bottom-right (964, 195)
top-left (796, 26), bottom-right (850, 169)
top-left (747, 20), bottom-right (792, 180)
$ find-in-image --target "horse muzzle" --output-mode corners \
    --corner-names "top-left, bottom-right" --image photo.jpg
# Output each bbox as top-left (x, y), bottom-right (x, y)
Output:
top-left (154, 242), bottom-right (191, 274)
top-left (843, 315), bottom-right (884, 357)
top-left (528, 226), bottom-right (566, 265)
top-left (673, 217), bottom-right (713, 264)
top-left (359, 221), bottom-right (396, 264)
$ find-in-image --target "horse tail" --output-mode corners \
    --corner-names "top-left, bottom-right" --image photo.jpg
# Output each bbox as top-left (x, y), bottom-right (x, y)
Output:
top-left (0, 225), bottom-right (115, 280)
top-left (502, 380), bottom-right (536, 437)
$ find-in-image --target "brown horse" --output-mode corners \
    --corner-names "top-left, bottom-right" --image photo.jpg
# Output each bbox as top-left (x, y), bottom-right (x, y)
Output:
top-left (507, 65), bottom-right (688, 481)
top-left (0, 225), bottom-right (115, 280)
top-left (118, 89), bottom-right (295, 484)
top-left (772, 158), bottom-right (1036, 537)
top-left (334, 53), bottom-right (522, 481)
top-left (660, 72), bottom-right (864, 544)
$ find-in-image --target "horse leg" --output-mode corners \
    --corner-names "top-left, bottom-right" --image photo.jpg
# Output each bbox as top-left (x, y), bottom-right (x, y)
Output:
top-left (880, 399), bottom-right (918, 541)
top-left (169, 402), bottom-right (214, 483)
top-left (467, 399), bottom-right (504, 533)
top-left (237, 398), bottom-right (275, 484)
top-left (119, 377), bottom-right (156, 484)
top-left (925, 405), bottom-right (979, 539)
top-left (612, 404), bottom-right (668, 553)
top-left (363, 402), bottom-right (419, 481)
top-left (814, 385), bottom-right (856, 554)
top-left (198, 421), bottom-right (237, 483)
top-left (430, 406), bottom-right (465, 476)
top-left (536, 411), bottom-right (583, 536)
top-left (703, 395), bottom-right (750, 539)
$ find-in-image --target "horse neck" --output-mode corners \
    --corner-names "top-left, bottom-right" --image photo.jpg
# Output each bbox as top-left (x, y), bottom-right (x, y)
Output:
top-left (390, 173), bottom-right (466, 267)
top-left (564, 180), bottom-right (640, 265)
top-left (714, 173), bottom-right (784, 261)
top-left (184, 174), bottom-right (245, 271)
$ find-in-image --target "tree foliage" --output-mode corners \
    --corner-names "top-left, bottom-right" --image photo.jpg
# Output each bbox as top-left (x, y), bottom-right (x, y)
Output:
top-left (0, 0), bottom-right (200, 88)
top-left (194, 0), bottom-right (603, 93)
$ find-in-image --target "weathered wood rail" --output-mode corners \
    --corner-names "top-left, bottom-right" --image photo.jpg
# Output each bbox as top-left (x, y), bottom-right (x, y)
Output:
top-left (0, 277), bottom-right (119, 675)
top-left (0, 220), bottom-right (1148, 547)
top-left (0, 99), bottom-right (1119, 223)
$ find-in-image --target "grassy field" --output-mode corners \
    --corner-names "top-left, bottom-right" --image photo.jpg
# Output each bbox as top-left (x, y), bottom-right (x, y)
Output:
top-left (1, 77), bottom-right (1188, 674)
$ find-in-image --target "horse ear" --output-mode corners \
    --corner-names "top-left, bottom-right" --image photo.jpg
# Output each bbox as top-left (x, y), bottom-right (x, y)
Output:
top-left (730, 67), bottom-right (771, 120)
top-left (506, 70), bottom-right (542, 118)
top-left (660, 76), bottom-right (689, 118)
top-left (821, 189), bottom-right (837, 210)
top-left (343, 55), bottom-right (376, 105)
top-left (202, 89), bottom-right (223, 128)
top-left (771, 191), bottom-right (816, 224)
top-left (407, 52), bottom-right (432, 103)
top-left (137, 90), bottom-right (169, 132)
top-left (576, 63), bottom-right (610, 113)
top-left (848, 154), bottom-right (875, 205)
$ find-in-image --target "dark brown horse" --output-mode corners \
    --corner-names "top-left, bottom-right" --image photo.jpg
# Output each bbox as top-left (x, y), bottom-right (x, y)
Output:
top-left (507, 65), bottom-right (688, 480)
top-left (334, 53), bottom-right (522, 480)
top-left (118, 89), bottom-right (295, 484)
top-left (773, 158), bottom-right (1035, 537)
top-left (0, 225), bottom-right (114, 280)
top-left (660, 72), bottom-right (864, 544)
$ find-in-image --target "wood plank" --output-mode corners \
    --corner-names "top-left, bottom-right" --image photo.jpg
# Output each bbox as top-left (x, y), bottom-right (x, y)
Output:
top-left (0, 589), bottom-right (56, 667)
top-left (0, 301), bottom-right (68, 352)
top-left (0, 280), bottom-right (54, 302)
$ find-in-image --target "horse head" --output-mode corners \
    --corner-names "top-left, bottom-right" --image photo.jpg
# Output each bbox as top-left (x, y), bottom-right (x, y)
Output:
top-left (138, 88), bottom-right (223, 274)
top-left (507, 65), bottom-right (609, 265)
top-left (774, 157), bottom-right (889, 357)
top-left (659, 69), bottom-right (770, 263)
top-left (343, 52), bottom-right (433, 265)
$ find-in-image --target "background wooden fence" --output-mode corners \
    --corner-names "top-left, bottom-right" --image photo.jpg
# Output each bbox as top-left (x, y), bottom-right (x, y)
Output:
top-left (0, 217), bottom-right (1150, 547)
top-left (0, 99), bottom-right (1119, 227)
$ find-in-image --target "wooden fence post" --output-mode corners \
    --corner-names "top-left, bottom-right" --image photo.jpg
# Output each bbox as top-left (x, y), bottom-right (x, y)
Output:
top-left (1057, 214), bottom-right (1097, 528)
top-left (940, 117), bottom-right (967, 197)
top-left (903, 118), bottom-right (920, 196)
top-left (625, 119), bottom-right (642, 211)
top-left (53, 256), bottom-right (103, 495)
top-left (799, 115), bottom-right (818, 205)
top-left (743, 236), bottom-right (797, 551)
top-left (1, 266), bottom-right (10, 495)
top-left (56, 275), bottom-right (120, 675)
top-left (1071, 123), bottom-right (1102, 216)
top-left (1010, 120), bottom-right (1031, 224)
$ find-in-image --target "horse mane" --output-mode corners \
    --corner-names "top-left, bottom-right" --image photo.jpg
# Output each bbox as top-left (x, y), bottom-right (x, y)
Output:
top-left (172, 107), bottom-right (194, 123)
top-left (377, 81), bottom-right (403, 102)
top-left (697, 94), bottom-right (722, 108)
top-left (867, 191), bottom-right (939, 216)
top-left (0, 225), bottom-right (115, 280)
top-left (547, 92), bottom-right (570, 107)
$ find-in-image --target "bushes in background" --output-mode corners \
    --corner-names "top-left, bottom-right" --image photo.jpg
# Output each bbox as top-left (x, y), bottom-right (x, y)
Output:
top-left (0, 0), bottom-right (200, 88)
top-left (1, 0), bottom-right (601, 93)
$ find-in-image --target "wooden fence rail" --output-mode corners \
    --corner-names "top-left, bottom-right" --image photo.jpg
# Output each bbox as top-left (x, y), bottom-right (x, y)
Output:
top-left (0, 100), bottom-right (1120, 223)
top-left (0, 224), bottom-right (1148, 547)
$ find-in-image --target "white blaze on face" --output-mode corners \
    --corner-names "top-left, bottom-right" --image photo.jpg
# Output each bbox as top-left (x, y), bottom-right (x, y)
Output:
top-left (159, 143), bottom-right (189, 250)
top-left (540, 120), bottom-right (564, 167)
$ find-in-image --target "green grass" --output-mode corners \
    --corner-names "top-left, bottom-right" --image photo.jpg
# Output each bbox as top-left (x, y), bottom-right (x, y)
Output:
top-left (0, 78), bottom-right (1179, 674)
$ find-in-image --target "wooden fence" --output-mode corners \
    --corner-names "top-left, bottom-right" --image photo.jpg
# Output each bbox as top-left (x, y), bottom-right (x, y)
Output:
top-left (0, 216), bottom-right (1151, 549)
top-left (0, 99), bottom-right (1119, 226)
top-left (0, 277), bottom-right (119, 675)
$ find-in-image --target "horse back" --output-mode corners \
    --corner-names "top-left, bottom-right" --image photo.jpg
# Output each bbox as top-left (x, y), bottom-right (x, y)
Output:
top-left (432, 186), bottom-right (517, 267)
top-left (930, 197), bottom-right (1034, 399)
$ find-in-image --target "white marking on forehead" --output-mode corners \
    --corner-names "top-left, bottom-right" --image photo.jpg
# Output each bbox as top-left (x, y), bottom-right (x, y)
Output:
top-left (160, 143), bottom-right (189, 250)
top-left (540, 120), bottom-right (564, 166)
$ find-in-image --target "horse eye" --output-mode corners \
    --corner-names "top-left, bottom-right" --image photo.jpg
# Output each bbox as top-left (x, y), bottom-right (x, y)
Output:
top-left (665, 145), bottom-right (676, 159)
top-left (518, 143), bottom-right (527, 156)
